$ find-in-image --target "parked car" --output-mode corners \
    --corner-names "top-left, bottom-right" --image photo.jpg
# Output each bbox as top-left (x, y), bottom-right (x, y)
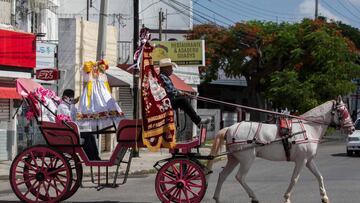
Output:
top-left (347, 119), bottom-right (360, 156)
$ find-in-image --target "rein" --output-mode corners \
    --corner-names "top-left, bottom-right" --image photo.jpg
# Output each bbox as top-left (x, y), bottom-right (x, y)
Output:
top-left (186, 94), bottom-right (333, 126)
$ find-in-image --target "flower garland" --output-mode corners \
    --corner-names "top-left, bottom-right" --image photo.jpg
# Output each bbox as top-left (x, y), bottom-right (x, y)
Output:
top-left (55, 114), bottom-right (72, 124)
top-left (25, 87), bottom-right (61, 121)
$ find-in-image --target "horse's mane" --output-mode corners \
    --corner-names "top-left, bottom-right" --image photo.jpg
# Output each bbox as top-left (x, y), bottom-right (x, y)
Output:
top-left (300, 100), bottom-right (334, 118)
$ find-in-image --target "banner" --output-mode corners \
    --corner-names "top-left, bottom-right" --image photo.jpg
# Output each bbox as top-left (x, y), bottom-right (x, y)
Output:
top-left (141, 43), bottom-right (176, 152)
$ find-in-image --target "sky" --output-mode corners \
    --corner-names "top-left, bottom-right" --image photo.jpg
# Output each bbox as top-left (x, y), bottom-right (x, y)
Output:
top-left (193, 0), bottom-right (360, 29)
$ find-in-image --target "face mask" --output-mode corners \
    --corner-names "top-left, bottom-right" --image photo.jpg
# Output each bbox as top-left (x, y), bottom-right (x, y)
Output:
top-left (63, 97), bottom-right (72, 104)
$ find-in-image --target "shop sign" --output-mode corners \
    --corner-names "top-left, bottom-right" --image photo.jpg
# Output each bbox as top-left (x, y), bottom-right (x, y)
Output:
top-left (36, 69), bottom-right (59, 81)
top-left (36, 42), bottom-right (56, 69)
top-left (152, 40), bottom-right (205, 66)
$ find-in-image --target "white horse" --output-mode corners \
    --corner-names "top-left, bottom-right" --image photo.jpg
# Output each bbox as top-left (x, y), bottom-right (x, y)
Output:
top-left (208, 97), bottom-right (355, 203)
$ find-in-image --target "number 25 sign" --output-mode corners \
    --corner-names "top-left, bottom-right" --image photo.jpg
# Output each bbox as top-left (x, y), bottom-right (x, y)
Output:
top-left (35, 69), bottom-right (59, 81)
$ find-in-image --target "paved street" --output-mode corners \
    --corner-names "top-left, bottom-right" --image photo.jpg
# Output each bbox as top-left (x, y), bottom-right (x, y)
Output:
top-left (0, 140), bottom-right (359, 203)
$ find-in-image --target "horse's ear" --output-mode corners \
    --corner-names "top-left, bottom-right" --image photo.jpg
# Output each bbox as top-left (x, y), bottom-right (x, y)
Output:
top-left (337, 95), bottom-right (343, 103)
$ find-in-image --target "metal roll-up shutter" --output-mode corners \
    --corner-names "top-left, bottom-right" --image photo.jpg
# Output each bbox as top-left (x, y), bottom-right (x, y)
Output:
top-left (118, 86), bottom-right (133, 119)
top-left (0, 99), bottom-right (10, 121)
top-left (0, 99), bottom-right (10, 160)
top-left (0, 129), bottom-right (7, 160)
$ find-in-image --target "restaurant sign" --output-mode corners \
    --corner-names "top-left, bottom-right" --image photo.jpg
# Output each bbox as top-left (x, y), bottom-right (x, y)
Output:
top-left (152, 40), bottom-right (205, 66)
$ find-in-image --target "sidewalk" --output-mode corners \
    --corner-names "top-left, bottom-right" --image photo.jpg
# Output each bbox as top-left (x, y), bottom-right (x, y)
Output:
top-left (0, 147), bottom-right (211, 181)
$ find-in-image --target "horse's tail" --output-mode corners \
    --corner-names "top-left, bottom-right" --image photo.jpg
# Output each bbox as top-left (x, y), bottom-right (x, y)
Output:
top-left (206, 127), bottom-right (228, 171)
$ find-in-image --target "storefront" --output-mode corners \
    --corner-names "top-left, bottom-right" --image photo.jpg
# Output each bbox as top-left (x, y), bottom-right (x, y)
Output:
top-left (0, 29), bottom-right (36, 160)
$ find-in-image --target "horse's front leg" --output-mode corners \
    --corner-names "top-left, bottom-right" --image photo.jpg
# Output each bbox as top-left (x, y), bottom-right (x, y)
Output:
top-left (213, 154), bottom-right (239, 203)
top-left (283, 159), bottom-right (306, 203)
top-left (306, 159), bottom-right (330, 203)
top-left (235, 152), bottom-right (258, 203)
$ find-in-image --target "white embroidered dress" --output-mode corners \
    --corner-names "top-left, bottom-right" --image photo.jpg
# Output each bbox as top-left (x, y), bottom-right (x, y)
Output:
top-left (76, 62), bottom-right (124, 128)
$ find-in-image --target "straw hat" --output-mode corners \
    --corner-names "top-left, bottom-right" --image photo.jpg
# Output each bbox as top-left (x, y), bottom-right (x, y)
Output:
top-left (159, 58), bottom-right (178, 69)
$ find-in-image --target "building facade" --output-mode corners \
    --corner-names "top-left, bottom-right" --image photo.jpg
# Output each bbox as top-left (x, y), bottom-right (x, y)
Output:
top-left (0, 29), bottom-right (36, 160)
top-left (0, 0), bottom-right (59, 160)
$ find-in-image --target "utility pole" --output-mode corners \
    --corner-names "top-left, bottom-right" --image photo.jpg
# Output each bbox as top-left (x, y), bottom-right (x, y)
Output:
top-left (315, 0), bottom-right (319, 19)
top-left (158, 8), bottom-right (164, 41)
top-left (133, 0), bottom-right (139, 57)
top-left (96, 0), bottom-right (108, 61)
top-left (132, 0), bottom-right (140, 157)
top-left (87, 0), bottom-right (93, 21)
top-left (87, 0), bottom-right (89, 21)
top-left (133, 0), bottom-right (139, 120)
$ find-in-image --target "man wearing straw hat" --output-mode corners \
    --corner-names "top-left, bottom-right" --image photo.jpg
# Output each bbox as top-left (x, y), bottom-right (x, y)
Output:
top-left (158, 58), bottom-right (210, 128)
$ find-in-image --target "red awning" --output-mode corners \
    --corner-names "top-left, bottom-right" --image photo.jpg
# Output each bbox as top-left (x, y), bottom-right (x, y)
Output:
top-left (169, 74), bottom-right (196, 93)
top-left (0, 29), bottom-right (36, 68)
top-left (0, 87), bottom-right (21, 99)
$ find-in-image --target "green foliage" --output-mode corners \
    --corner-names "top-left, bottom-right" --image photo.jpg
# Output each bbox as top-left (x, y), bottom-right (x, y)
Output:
top-left (188, 19), bottom-right (360, 113)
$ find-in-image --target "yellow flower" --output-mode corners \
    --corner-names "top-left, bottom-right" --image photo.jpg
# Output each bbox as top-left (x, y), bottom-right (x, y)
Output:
top-left (84, 61), bottom-right (95, 73)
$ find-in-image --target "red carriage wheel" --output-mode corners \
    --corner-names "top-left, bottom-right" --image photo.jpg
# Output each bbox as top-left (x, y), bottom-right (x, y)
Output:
top-left (61, 153), bottom-right (83, 200)
top-left (155, 158), bottom-right (207, 203)
top-left (10, 145), bottom-right (72, 203)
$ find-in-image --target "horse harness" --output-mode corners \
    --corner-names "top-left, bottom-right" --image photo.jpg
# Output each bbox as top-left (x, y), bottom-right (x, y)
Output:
top-left (226, 119), bottom-right (312, 161)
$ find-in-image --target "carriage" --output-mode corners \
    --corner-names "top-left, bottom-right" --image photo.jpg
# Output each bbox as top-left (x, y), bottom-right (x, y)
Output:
top-left (9, 78), bottom-right (357, 203)
top-left (9, 78), bottom-right (212, 203)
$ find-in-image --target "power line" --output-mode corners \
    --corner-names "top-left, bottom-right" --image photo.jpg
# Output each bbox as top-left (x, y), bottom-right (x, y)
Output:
top-left (170, 0), bottom-right (233, 26)
top-left (192, 1), bottom-right (236, 24)
top-left (160, 0), bottom-right (206, 25)
top-left (224, 0), bottom-right (307, 17)
top-left (209, 0), bottom-right (270, 21)
top-left (221, 0), bottom-right (302, 21)
top-left (335, 0), bottom-right (360, 20)
top-left (139, 0), bottom-right (161, 14)
top-left (167, 0), bottom-right (258, 40)
top-left (322, 0), bottom-right (360, 24)
top-left (346, 0), bottom-right (360, 16)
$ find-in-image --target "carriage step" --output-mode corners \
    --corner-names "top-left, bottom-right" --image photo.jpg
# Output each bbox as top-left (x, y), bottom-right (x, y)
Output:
top-left (112, 148), bottom-right (134, 186)
top-left (114, 147), bottom-right (129, 165)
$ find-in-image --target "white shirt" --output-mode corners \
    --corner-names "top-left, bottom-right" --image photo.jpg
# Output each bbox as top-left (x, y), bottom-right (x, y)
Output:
top-left (57, 101), bottom-right (77, 121)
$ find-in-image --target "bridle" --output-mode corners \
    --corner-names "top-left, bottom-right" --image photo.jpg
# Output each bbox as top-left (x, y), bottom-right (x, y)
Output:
top-left (330, 100), bottom-right (352, 129)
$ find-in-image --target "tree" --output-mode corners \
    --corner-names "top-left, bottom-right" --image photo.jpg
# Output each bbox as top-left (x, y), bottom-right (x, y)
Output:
top-left (188, 19), bottom-right (360, 113)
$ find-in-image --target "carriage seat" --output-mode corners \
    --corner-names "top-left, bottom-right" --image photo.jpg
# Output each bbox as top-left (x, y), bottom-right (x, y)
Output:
top-left (40, 121), bottom-right (83, 146)
top-left (117, 119), bottom-right (143, 142)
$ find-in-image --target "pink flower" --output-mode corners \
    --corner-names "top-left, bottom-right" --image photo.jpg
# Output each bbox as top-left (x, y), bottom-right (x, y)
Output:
top-left (25, 110), bottom-right (35, 120)
top-left (56, 114), bottom-right (72, 124)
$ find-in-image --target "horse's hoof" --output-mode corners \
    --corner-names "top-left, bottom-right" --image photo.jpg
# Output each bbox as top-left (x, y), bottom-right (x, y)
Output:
top-left (251, 200), bottom-right (259, 203)
top-left (321, 198), bottom-right (330, 203)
